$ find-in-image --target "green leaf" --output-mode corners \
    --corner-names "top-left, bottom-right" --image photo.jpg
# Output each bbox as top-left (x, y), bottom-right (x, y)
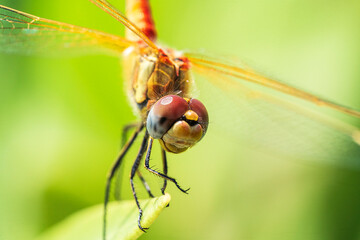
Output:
top-left (36, 193), bottom-right (171, 240)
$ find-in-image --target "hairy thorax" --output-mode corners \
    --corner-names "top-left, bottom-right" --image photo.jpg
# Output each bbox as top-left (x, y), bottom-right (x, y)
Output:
top-left (123, 46), bottom-right (194, 121)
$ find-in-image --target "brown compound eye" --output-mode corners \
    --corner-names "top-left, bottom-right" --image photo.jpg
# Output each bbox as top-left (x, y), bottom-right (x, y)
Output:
top-left (189, 98), bottom-right (209, 135)
top-left (147, 95), bottom-right (188, 139)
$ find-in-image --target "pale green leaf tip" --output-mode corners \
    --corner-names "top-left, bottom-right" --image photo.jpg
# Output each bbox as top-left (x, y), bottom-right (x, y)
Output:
top-left (36, 193), bottom-right (171, 240)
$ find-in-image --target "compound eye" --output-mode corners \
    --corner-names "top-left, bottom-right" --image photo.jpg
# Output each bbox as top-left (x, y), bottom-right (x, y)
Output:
top-left (147, 95), bottom-right (188, 139)
top-left (189, 98), bottom-right (209, 133)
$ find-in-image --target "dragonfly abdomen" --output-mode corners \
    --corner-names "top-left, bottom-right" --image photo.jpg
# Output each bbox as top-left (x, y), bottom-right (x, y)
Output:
top-left (125, 0), bottom-right (157, 42)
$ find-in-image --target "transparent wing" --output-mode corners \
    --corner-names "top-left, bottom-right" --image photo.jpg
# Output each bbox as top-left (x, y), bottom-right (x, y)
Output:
top-left (186, 52), bottom-right (360, 169)
top-left (187, 53), bottom-right (360, 118)
top-left (0, 5), bottom-right (135, 56)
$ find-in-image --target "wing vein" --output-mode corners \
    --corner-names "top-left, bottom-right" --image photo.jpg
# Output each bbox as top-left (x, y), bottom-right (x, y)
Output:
top-left (187, 55), bottom-right (360, 119)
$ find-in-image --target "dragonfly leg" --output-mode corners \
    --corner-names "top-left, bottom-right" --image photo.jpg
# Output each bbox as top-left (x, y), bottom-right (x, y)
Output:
top-left (160, 148), bottom-right (168, 195)
top-left (136, 169), bottom-right (154, 198)
top-left (130, 131), bottom-right (151, 232)
top-left (160, 148), bottom-right (170, 207)
top-left (114, 122), bottom-right (142, 200)
top-left (120, 123), bottom-right (154, 197)
top-left (103, 123), bottom-right (144, 240)
top-left (145, 138), bottom-right (190, 194)
top-left (121, 122), bottom-right (141, 148)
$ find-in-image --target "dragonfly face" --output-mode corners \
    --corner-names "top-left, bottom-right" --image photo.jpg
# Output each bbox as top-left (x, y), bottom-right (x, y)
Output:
top-left (147, 94), bottom-right (209, 153)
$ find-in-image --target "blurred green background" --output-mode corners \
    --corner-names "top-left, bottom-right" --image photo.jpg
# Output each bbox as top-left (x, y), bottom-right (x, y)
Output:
top-left (1, 0), bottom-right (360, 240)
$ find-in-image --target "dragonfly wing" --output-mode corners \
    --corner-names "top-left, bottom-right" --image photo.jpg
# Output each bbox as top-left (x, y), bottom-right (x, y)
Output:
top-left (0, 5), bottom-right (135, 56)
top-left (187, 53), bottom-right (360, 118)
top-left (187, 53), bottom-right (360, 169)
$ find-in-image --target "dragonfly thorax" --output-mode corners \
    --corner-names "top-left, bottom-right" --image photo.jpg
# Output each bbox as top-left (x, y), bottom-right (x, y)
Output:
top-left (124, 47), bottom-right (193, 117)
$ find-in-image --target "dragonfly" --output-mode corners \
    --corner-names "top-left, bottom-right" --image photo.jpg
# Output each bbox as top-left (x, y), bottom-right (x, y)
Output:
top-left (1, 0), bottom-right (360, 239)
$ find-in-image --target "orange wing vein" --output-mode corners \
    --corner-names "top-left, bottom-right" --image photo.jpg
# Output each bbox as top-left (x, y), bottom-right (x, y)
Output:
top-left (0, 5), bottom-right (134, 56)
top-left (186, 53), bottom-right (360, 119)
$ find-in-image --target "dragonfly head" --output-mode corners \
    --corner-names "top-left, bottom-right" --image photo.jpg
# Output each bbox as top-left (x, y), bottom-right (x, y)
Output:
top-left (146, 95), bottom-right (209, 153)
